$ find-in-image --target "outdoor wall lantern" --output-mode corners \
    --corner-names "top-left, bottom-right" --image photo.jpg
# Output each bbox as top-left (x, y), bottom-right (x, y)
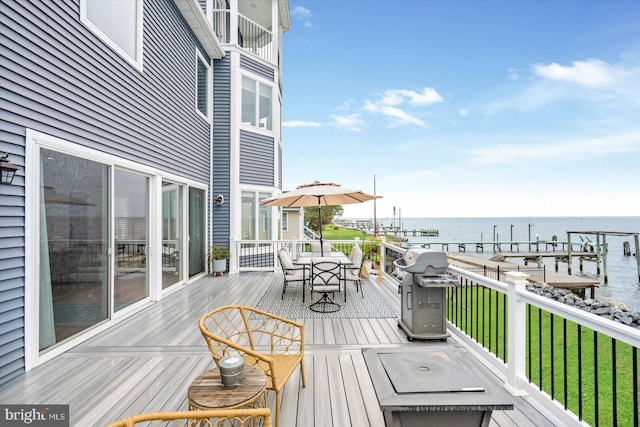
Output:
top-left (0, 153), bottom-right (18, 185)
top-left (215, 194), bottom-right (224, 206)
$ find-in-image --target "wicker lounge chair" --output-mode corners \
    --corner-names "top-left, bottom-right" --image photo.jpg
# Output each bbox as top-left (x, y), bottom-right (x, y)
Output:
top-left (106, 408), bottom-right (271, 427)
top-left (199, 305), bottom-right (306, 427)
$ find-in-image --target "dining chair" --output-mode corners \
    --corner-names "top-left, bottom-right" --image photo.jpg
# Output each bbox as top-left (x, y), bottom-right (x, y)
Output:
top-left (277, 249), bottom-right (308, 302)
top-left (309, 240), bottom-right (331, 253)
top-left (106, 408), bottom-right (272, 427)
top-left (344, 246), bottom-right (364, 298)
top-left (309, 258), bottom-right (343, 312)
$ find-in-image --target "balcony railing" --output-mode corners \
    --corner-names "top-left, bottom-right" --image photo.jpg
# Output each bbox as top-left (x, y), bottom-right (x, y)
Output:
top-left (212, 9), bottom-right (274, 63)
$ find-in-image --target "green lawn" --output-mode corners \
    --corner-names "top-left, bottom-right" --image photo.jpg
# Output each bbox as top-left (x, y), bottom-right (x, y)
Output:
top-left (321, 224), bottom-right (367, 240)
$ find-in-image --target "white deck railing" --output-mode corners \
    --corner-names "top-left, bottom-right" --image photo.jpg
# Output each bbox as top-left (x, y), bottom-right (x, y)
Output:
top-left (380, 242), bottom-right (640, 427)
top-left (228, 239), bottom-right (640, 425)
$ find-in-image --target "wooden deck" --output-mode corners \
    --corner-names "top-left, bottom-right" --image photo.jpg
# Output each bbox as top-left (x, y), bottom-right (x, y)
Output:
top-left (0, 272), bottom-right (559, 426)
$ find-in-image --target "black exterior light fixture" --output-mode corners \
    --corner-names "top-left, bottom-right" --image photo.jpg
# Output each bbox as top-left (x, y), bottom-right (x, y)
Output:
top-left (0, 153), bottom-right (18, 185)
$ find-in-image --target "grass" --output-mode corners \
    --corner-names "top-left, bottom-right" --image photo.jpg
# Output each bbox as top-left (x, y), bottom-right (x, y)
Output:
top-left (321, 224), bottom-right (367, 240)
top-left (448, 286), bottom-right (638, 426)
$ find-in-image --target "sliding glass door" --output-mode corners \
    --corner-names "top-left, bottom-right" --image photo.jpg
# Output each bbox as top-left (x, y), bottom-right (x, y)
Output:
top-left (38, 149), bottom-right (109, 351)
top-left (114, 169), bottom-right (149, 311)
top-left (33, 139), bottom-right (208, 359)
top-left (162, 181), bottom-right (183, 288)
top-left (189, 188), bottom-right (206, 277)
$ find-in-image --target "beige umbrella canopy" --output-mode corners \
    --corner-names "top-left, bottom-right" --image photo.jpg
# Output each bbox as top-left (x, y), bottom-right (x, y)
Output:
top-left (261, 181), bottom-right (381, 255)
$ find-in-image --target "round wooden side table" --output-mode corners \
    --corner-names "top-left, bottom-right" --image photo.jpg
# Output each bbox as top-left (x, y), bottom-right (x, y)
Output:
top-left (188, 364), bottom-right (267, 410)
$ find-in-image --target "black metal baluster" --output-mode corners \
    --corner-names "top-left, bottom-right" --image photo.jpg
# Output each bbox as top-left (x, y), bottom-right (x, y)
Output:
top-left (551, 313), bottom-right (555, 399)
top-left (476, 284), bottom-right (480, 342)
top-left (539, 307), bottom-right (543, 391)
top-left (502, 292), bottom-right (507, 362)
top-left (528, 304), bottom-right (532, 382)
top-left (594, 330), bottom-right (599, 425)
top-left (563, 318), bottom-right (568, 410)
top-left (578, 324), bottom-right (583, 421)
top-left (611, 338), bottom-right (617, 427)
top-left (633, 346), bottom-right (638, 427)
top-left (487, 289), bottom-right (493, 351)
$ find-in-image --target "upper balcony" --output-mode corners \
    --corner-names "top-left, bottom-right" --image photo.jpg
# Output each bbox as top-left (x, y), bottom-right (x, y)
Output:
top-left (211, 1), bottom-right (287, 65)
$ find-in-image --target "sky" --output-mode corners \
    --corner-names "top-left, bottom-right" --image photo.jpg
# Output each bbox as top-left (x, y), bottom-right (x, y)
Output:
top-left (279, 0), bottom-right (640, 219)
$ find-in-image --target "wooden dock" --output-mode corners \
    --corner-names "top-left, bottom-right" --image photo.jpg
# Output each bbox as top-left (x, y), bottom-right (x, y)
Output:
top-left (446, 253), bottom-right (600, 298)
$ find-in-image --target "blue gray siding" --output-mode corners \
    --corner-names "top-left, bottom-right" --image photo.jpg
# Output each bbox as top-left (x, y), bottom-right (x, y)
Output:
top-left (239, 130), bottom-right (275, 186)
top-left (240, 55), bottom-right (275, 81)
top-left (0, 0), bottom-right (213, 384)
top-left (2, 0), bottom-right (212, 182)
top-left (212, 55), bottom-right (231, 246)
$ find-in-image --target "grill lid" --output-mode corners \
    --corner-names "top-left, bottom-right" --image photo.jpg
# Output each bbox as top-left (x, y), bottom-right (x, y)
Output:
top-left (393, 248), bottom-right (449, 275)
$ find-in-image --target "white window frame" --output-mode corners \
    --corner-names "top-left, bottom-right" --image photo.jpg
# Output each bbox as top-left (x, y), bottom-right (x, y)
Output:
top-left (281, 211), bottom-right (289, 231)
top-left (196, 50), bottom-right (212, 122)
top-left (241, 74), bottom-right (273, 131)
top-left (80, 0), bottom-right (144, 71)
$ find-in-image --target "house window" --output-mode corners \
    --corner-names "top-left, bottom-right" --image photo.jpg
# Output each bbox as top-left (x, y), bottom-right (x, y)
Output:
top-left (241, 191), bottom-right (272, 240)
top-left (80, 0), bottom-right (143, 70)
top-left (282, 212), bottom-right (289, 231)
top-left (241, 76), bottom-right (272, 130)
top-left (196, 52), bottom-right (210, 119)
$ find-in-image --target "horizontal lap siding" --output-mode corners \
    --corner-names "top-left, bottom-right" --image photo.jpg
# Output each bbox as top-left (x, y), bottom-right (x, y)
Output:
top-left (240, 54), bottom-right (275, 81)
top-left (212, 55), bottom-right (231, 246)
top-left (0, 0), bottom-right (212, 384)
top-left (1, 0), bottom-right (211, 182)
top-left (239, 130), bottom-right (274, 186)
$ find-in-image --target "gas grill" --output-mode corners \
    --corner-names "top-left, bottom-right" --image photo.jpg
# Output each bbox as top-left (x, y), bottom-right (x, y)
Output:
top-left (393, 248), bottom-right (458, 341)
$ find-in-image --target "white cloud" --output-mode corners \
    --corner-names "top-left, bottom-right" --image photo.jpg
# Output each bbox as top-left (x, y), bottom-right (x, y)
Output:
top-left (532, 59), bottom-right (622, 88)
top-left (291, 6), bottom-right (311, 19)
top-left (291, 6), bottom-right (312, 27)
top-left (363, 101), bottom-right (426, 127)
top-left (482, 58), bottom-right (640, 115)
top-left (361, 87), bottom-right (441, 128)
top-left (330, 114), bottom-right (364, 132)
top-left (336, 99), bottom-right (354, 111)
top-left (283, 120), bottom-right (323, 128)
top-left (465, 131), bottom-right (640, 165)
top-left (379, 88), bottom-right (443, 106)
top-left (507, 67), bottom-right (520, 80)
top-left (458, 109), bottom-right (469, 117)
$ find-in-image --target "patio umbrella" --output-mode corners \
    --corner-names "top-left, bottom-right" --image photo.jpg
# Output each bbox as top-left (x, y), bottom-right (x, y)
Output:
top-left (260, 181), bottom-right (382, 255)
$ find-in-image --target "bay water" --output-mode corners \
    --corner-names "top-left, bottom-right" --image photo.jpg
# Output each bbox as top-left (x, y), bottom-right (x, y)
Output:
top-left (373, 216), bottom-right (640, 311)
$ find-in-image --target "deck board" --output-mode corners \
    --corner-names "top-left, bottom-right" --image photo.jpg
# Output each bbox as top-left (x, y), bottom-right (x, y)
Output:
top-left (0, 271), bottom-right (558, 426)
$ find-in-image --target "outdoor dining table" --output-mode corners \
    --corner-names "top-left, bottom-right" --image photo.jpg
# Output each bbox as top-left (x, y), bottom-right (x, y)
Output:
top-left (293, 251), bottom-right (353, 266)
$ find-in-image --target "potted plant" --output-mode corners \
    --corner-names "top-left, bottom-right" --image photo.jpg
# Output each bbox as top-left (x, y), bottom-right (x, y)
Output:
top-left (208, 245), bottom-right (230, 276)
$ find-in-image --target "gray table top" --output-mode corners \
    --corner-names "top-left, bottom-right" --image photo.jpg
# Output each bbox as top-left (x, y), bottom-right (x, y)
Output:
top-left (294, 252), bottom-right (352, 265)
top-left (362, 344), bottom-right (514, 412)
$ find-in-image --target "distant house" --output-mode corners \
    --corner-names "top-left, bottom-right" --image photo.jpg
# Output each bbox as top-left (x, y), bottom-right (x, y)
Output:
top-left (0, 0), bottom-right (289, 385)
top-left (280, 207), bottom-right (304, 240)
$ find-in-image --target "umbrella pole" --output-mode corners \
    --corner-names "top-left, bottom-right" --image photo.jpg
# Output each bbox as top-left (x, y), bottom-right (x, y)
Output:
top-left (317, 199), bottom-right (324, 256)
